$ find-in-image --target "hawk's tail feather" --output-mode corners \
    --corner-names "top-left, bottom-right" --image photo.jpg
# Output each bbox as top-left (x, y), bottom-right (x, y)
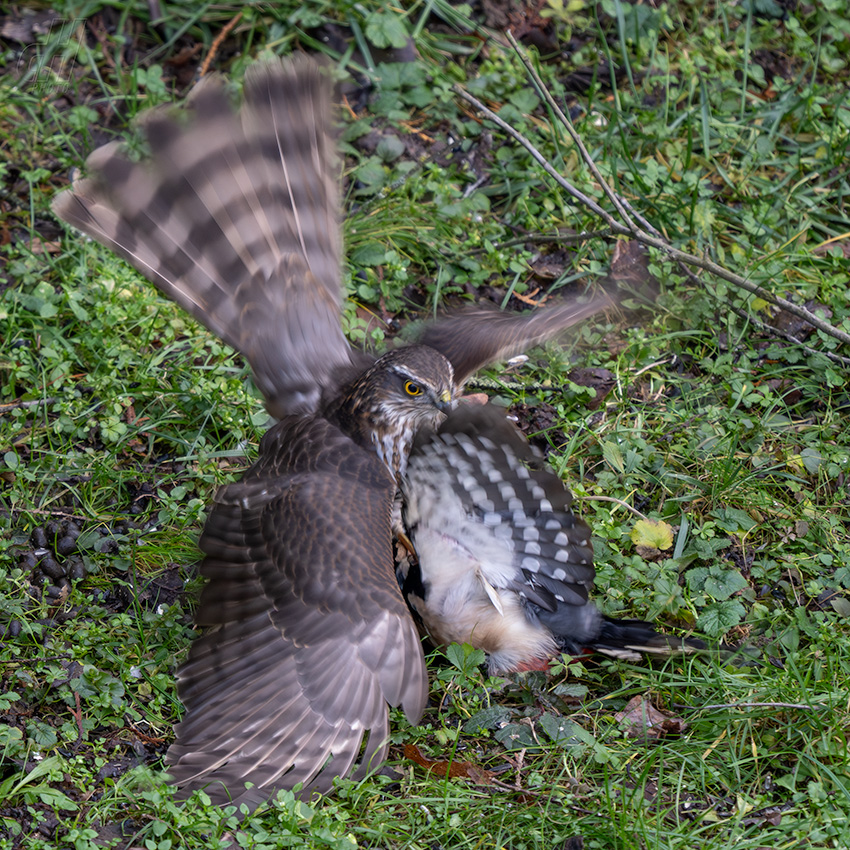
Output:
top-left (52, 58), bottom-right (352, 418)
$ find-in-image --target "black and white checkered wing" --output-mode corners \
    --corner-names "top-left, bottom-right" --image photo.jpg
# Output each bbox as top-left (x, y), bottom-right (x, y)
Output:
top-left (400, 404), bottom-right (600, 672)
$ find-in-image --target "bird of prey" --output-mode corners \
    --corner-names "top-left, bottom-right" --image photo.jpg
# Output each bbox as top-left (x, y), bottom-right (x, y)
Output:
top-left (52, 57), bottom-right (611, 808)
top-left (399, 403), bottom-right (705, 674)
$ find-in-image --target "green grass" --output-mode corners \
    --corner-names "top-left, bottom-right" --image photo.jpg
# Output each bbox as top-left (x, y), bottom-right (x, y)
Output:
top-left (2, 0), bottom-right (850, 847)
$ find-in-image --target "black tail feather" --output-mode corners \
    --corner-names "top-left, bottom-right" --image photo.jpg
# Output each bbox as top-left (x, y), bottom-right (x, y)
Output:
top-left (557, 617), bottom-right (706, 660)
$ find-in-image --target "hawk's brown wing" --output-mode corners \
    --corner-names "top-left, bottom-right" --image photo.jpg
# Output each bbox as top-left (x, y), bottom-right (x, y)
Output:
top-left (417, 291), bottom-right (615, 385)
top-left (52, 59), bottom-right (351, 418)
top-left (167, 417), bottom-right (428, 807)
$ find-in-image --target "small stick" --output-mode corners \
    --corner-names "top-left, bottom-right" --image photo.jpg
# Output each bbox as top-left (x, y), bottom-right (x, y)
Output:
top-left (674, 701), bottom-right (828, 711)
top-left (0, 397), bottom-right (58, 414)
top-left (722, 298), bottom-right (850, 367)
top-left (73, 692), bottom-right (85, 741)
top-left (579, 495), bottom-right (650, 522)
top-left (199, 12), bottom-right (243, 78)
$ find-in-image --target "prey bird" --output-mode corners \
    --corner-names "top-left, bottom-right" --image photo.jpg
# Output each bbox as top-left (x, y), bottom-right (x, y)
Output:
top-left (52, 57), bottom-right (614, 808)
top-left (399, 403), bottom-right (705, 675)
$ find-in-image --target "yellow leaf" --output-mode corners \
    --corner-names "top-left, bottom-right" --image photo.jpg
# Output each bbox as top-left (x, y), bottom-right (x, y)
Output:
top-left (630, 519), bottom-right (674, 550)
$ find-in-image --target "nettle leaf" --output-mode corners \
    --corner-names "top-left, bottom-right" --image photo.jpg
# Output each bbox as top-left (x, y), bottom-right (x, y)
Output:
top-left (508, 88), bottom-right (540, 114)
top-left (352, 158), bottom-right (386, 193)
top-left (703, 567), bottom-right (748, 601)
top-left (365, 12), bottom-right (410, 49)
top-left (831, 596), bottom-right (850, 618)
top-left (602, 441), bottom-right (625, 473)
top-left (462, 706), bottom-right (513, 733)
top-left (710, 507), bottom-right (757, 534)
top-left (697, 600), bottom-right (746, 636)
top-left (376, 135), bottom-right (405, 163)
top-left (26, 720), bottom-right (57, 748)
top-left (631, 519), bottom-right (674, 550)
top-left (351, 242), bottom-right (387, 267)
top-left (0, 725), bottom-right (25, 758)
top-left (445, 642), bottom-right (486, 672)
top-left (33, 787), bottom-right (77, 811)
top-left (494, 722), bottom-right (538, 751)
top-left (552, 683), bottom-right (589, 699)
top-left (652, 575), bottom-right (686, 612)
top-left (692, 536), bottom-right (731, 559)
top-left (800, 447), bottom-right (824, 474)
top-left (538, 714), bottom-right (583, 749)
top-left (835, 566), bottom-right (850, 588)
top-left (686, 567), bottom-right (709, 592)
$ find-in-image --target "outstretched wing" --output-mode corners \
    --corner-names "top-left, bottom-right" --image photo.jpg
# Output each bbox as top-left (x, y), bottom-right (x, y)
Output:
top-left (418, 291), bottom-right (614, 385)
top-left (168, 417), bottom-right (428, 807)
top-left (52, 58), bottom-right (352, 418)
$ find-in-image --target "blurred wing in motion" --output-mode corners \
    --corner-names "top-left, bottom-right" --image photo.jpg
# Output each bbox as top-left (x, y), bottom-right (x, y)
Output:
top-left (417, 291), bottom-right (615, 386)
top-left (52, 59), bottom-right (352, 419)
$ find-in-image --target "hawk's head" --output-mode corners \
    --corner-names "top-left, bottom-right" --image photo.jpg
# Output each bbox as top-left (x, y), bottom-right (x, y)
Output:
top-left (335, 345), bottom-right (455, 480)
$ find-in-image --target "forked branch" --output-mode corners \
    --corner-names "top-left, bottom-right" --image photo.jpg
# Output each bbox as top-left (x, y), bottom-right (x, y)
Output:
top-left (452, 31), bottom-right (850, 358)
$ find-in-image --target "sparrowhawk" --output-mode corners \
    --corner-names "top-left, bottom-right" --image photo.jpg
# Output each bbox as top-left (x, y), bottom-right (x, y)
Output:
top-left (52, 57), bottom-right (625, 808)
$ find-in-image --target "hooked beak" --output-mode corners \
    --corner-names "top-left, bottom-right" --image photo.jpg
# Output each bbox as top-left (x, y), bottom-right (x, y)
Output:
top-left (436, 388), bottom-right (454, 414)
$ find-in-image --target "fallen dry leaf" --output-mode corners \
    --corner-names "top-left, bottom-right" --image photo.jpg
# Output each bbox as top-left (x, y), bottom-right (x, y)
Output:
top-left (608, 239), bottom-right (660, 300)
top-left (403, 744), bottom-right (496, 784)
top-left (615, 695), bottom-right (687, 739)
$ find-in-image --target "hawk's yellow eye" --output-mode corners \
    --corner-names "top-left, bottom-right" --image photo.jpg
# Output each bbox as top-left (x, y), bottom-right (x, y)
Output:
top-left (404, 380), bottom-right (423, 397)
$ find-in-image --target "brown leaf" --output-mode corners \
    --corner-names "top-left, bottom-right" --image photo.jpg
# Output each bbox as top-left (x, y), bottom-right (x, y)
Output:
top-left (566, 367), bottom-right (615, 411)
top-left (28, 237), bottom-right (62, 255)
top-left (1, 9), bottom-right (60, 43)
top-left (403, 744), bottom-right (496, 784)
top-left (812, 238), bottom-right (850, 258)
top-left (614, 695), bottom-right (687, 739)
top-left (512, 287), bottom-right (546, 307)
top-left (529, 251), bottom-right (570, 280)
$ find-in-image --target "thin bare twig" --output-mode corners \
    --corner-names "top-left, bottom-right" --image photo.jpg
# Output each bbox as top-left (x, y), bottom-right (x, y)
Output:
top-left (723, 299), bottom-right (850, 367)
top-left (674, 701), bottom-right (828, 711)
top-left (507, 31), bottom-right (639, 233)
top-left (676, 261), bottom-right (850, 366)
top-left (494, 229), bottom-right (613, 249)
top-left (454, 86), bottom-right (611, 222)
top-left (579, 495), bottom-right (649, 522)
top-left (0, 397), bottom-right (58, 414)
top-left (454, 36), bottom-right (850, 349)
top-left (199, 11), bottom-right (242, 78)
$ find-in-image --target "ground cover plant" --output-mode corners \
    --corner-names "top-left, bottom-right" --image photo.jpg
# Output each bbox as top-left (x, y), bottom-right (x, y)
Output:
top-left (1, 0), bottom-right (850, 847)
